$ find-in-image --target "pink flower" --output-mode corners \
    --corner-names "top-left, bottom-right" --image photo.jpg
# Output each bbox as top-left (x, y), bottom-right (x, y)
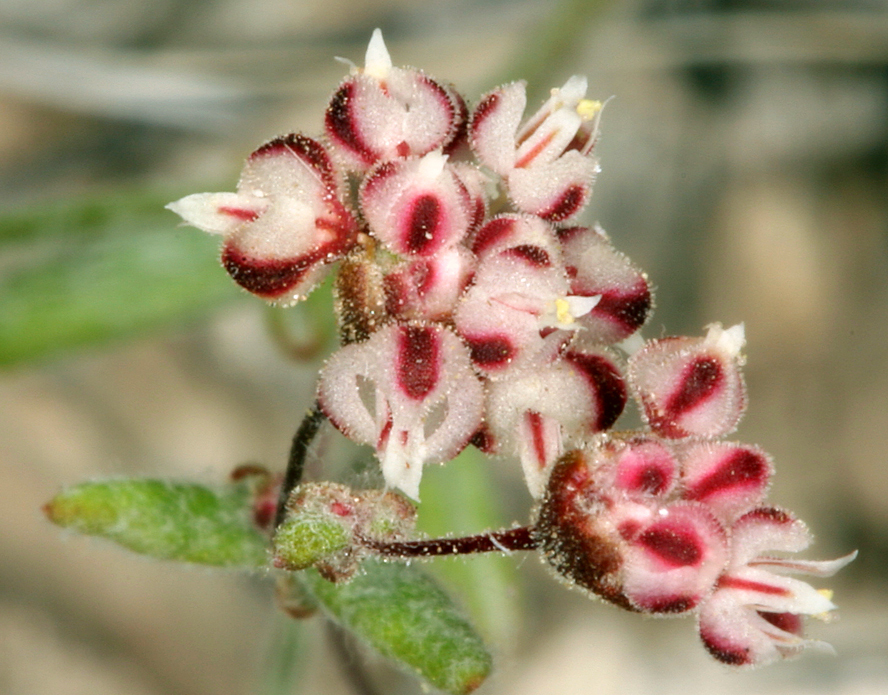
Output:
top-left (470, 76), bottom-right (602, 222)
top-left (317, 322), bottom-right (484, 500)
top-left (325, 29), bottom-right (466, 172)
top-left (167, 134), bottom-right (358, 304)
top-left (628, 323), bottom-right (747, 439)
top-left (698, 507), bottom-right (857, 666)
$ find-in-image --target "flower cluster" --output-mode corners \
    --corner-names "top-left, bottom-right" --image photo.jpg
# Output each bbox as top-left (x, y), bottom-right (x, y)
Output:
top-left (168, 30), bottom-right (853, 669)
top-left (535, 323), bottom-right (855, 666)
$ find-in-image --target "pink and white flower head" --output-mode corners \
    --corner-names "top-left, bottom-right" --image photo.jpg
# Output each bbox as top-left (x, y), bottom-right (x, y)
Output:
top-left (628, 323), bottom-right (747, 439)
top-left (167, 134), bottom-right (358, 305)
top-left (470, 76), bottom-right (602, 222)
top-left (325, 29), bottom-right (466, 173)
top-left (317, 322), bottom-right (483, 500)
top-left (698, 507), bottom-right (857, 667)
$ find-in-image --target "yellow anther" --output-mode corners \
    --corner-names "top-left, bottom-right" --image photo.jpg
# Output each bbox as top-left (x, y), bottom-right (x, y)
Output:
top-left (577, 99), bottom-right (602, 121)
top-left (555, 298), bottom-right (574, 325)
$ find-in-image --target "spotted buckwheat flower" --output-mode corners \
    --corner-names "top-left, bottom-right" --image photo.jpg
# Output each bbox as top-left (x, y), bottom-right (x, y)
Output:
top-left (166, 30), bottom-right (853, 674)
top-left (470, 76), bottom-right (602, 221)
top-left (698, 507), bottom-right (856, 666)
top-left (167, 134), bottom-right (358, 305)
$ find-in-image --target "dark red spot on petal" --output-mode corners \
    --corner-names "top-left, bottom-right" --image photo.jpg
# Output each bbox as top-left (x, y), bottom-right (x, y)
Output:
top-left (638, 524), bottom-right (703, 568)
top-left (471, 216), bottom-right (516, 256)
top-left (539, 184), bottom-right (587, 222)
top-left (396, 325), bottom-right (440, 400)
top-left (636, 466), bottom-right (670, 496)
top-left (687, 448), bottom-right (769, 503)
top-left (593, 281), bottom-right (653, 335)
top-left (325, 81), bottom-right (377, 165)
top-left (405, 194), bottom-right (443, 255)
top-left (644, 595), bottom-right (697, 614)
top-left (664, 355), bottom-right (724, 417)
top-left (505, 244), bottom-right (551, 267)
top-left (222, 245), bottom-right (322, 299)
top-left (563, 352), bottom-right (627, 431)
top-left (700, 631), bottom-right (751, 666)
top-left (396, 141), bottom-right (411, 157)
top-left (466, 335), bottom-right (515, 368)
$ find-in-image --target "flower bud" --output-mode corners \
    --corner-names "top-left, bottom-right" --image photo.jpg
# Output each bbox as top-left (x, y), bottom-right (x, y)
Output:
top-left (272, 482), bottom-right (416, 582)
top-left (628, 324), bottom-right (747, 439)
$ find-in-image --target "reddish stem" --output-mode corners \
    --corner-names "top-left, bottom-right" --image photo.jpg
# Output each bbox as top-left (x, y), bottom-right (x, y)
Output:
top-left (361, 526), bottom-right (539, 557)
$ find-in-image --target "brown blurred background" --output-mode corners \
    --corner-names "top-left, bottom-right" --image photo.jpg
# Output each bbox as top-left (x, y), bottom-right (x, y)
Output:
top-left (1, 0), bottom-right (887, 693)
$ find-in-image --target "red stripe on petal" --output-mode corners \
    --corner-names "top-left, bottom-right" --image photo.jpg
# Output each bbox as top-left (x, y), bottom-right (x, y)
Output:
top-left (218, 206), bottom-right (260, 222)
top-left (471, 216), bottom-right (516, 256)
top-left (526, 411), bottom-right (548, 470)
top-left (505, 245), bottom-right (552, 267)
top-left (664, 355), bottom-right (724, 417)
top-left (470, 92), bottom-right (500, 138)
top-left (686, 448), bottom-right (770, 503)
top-left (396, 325), bottom-right (440, 400)
top-left (718, 576), bottom-right (791, 596)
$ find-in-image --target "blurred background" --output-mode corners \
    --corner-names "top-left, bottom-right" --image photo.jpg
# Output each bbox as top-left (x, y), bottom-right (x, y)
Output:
top-left (1, 0), bottom-right (887, 693)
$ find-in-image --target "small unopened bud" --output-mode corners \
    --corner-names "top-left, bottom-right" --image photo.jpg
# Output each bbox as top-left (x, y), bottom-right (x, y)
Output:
top-left (272, 482), bottom-right (416, 582)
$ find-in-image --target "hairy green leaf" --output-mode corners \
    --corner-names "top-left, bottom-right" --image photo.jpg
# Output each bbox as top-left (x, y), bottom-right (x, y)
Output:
top-left (44, 479), bottom-right (268, 568)
top-left (303, 560), bottom-right (491, 694)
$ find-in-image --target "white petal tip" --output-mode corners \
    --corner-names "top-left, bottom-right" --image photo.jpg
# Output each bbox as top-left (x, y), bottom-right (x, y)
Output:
top-left (364, 28), bottom-right (392, 80)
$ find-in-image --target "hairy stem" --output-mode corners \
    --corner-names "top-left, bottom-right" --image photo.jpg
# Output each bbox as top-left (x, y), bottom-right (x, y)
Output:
top-left (361, 526), bottom-right (538, 558)
top-left (274, 402), bottom-right (326, 529)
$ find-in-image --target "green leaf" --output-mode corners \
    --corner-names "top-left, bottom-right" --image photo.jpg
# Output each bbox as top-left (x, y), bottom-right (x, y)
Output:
top-left (44, 479), bottom-right (268, 568)
top-left (302, 560), bottom-right (491, 694)
top-left (417, 447), bottom-right (523, 648)
top-left (0, 189), bottom-right (243, 367)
